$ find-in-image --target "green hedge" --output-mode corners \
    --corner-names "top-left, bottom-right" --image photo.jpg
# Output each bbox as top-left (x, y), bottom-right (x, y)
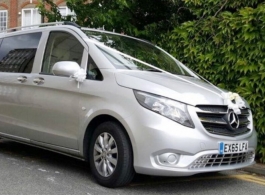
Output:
top-left (160, 3), bottom-right (265, 162)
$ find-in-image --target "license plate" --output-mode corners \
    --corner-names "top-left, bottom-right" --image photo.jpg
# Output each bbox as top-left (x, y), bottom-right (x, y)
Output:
top-left (219, 141), bottom-right (248, 154)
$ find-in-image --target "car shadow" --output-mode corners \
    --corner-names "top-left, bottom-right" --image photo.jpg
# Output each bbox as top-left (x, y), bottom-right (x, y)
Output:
top-left (0, 139), bottom-right (92, 176)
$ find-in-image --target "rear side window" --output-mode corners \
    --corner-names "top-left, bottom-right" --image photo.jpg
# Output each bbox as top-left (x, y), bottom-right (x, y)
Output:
top-left (0, 32), bottom-right (41, 73)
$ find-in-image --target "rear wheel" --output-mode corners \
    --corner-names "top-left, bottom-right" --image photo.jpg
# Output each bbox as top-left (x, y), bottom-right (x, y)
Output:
top-left (89, 121), bottom-right (134, 187)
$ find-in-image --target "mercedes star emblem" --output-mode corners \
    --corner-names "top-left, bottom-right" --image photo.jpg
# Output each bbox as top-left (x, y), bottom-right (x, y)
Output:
top-left (228, 111), bottom-right (240, 129)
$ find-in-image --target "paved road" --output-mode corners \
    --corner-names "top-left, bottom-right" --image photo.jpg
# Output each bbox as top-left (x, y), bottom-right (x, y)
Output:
top-left (0, 139), bottom-right (265, 195)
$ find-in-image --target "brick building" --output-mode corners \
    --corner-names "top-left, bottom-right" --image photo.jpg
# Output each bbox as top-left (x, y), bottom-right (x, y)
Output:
top-left (0, 0), bottom-right (73, 31)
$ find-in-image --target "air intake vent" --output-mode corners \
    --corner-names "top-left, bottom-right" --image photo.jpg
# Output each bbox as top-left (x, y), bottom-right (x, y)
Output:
top-left (189, 151), bottom-right (255, 169)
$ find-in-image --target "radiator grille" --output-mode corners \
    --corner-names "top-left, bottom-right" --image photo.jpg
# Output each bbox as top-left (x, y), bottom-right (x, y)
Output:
top-left (189, 151), bottom-right (255, 169)
top-left (196, 105), bottom-right (251, 136)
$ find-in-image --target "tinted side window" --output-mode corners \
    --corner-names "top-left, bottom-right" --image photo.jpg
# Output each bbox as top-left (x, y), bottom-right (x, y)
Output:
top-left (42, 31), bottom-right (84, 74)
top-left (87, 55), bottom-right (103, 81)
top-left (0, 32), bottom-right (41, 73)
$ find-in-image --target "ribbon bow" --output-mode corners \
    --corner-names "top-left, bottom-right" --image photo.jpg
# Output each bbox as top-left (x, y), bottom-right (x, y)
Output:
top-left (71, 68), bottom-right (87, 88)
top-left (221, 92), bottom-right (246, 114)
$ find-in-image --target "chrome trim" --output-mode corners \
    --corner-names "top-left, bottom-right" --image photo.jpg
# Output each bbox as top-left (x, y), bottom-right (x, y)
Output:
top-left (200, 119), bottom-right (227, 125)
top-left (195, 107), bottom-right (228, 114)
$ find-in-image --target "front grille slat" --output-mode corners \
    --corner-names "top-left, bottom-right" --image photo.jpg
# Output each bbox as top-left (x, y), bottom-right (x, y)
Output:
top-left (205, 127), bottom-right (250, 136)
top-left (238, 113), bottom-right (249, 117)
top-left (200, 119), bottom-right (227, 125)
top-left (238, 116), bottom-right (249, 123)
top-left (190, 151), bottom-right (255, 169)
top-left (195, 105), bottom-right (228, 113)
top-left (240, 109), bottom-right (249, 115)
top-left (239, 121), bottom-right (250, 126)
top-left (196, 105), bottom-right (251, 137)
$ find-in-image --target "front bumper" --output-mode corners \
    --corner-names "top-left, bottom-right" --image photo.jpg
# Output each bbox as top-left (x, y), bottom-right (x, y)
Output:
top-left (125, 104), bottom-right (257, 176)
top-left (135, 149), bottom-right (255, 176)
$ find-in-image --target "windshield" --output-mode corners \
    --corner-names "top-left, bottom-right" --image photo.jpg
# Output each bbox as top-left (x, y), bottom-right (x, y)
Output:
top-left (83, 30), bottom-right (193, 76)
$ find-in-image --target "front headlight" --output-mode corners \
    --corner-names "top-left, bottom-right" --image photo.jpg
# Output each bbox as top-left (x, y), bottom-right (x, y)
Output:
top-left (134, 90), bottom-right (194, 128)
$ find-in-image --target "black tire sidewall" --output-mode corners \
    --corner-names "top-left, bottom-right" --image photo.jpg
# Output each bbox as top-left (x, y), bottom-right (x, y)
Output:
top-left (89, 121), bottom-right (133, 187)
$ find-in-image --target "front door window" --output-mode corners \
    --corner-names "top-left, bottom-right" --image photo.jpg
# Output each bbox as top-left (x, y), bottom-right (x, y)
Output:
top-left (42, 31), bottom-right (84, 74)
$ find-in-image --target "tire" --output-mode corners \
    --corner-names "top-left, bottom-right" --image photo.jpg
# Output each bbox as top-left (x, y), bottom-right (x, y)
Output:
top-left (89, 121), bottom-right (135, 188)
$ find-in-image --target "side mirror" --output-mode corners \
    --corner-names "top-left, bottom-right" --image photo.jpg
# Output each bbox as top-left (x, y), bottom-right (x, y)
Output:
top-left (52, 61), bottom-right (81, 77)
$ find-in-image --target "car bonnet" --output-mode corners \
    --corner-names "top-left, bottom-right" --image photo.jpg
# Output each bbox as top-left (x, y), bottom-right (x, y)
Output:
top-left (115, 70), bottom-right (226, 106)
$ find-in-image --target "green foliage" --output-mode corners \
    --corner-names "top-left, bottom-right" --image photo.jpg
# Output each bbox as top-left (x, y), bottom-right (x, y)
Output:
top-left (37, 0), bottom-right (62, 22)
top-left (161, 1), bottom-right (265, 162)
top-left (37, 0), bottom-right (193, 41)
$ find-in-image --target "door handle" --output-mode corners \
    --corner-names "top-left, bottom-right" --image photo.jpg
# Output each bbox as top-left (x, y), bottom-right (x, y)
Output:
top-left (33, 77), bottom-right (45, 85)
top-left (17, 76), bottom-right (27, 83)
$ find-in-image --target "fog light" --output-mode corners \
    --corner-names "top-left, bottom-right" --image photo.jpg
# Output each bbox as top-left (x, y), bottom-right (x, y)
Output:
top-left (167, 154), bottom-right (178, 164)
top-left (157, 153), bottom-right (180, 166)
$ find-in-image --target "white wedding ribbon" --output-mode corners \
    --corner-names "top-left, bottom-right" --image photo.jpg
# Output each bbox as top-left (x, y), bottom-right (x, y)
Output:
top-left (221, 92), bottom-right (246, 114)
top-left (87, 38), bottom-right (247, 111)
top-left (71, 68), bottom-right (87, 88)
top-left (90, 39), bottom-right (224, 98)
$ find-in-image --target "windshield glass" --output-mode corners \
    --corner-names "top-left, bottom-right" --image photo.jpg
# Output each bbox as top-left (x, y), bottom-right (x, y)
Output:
top-left (83, 30), bottom-right (192, 76)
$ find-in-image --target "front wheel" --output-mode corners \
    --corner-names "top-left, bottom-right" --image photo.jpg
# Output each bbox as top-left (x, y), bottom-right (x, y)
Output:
top-left (89, 121), bottom-right (135, 187)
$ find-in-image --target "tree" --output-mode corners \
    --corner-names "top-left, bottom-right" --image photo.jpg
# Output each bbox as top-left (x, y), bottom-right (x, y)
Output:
top-left (161, 0), bottom-right (265, 162)
top-left (37, 0), bottom-right (193, 41)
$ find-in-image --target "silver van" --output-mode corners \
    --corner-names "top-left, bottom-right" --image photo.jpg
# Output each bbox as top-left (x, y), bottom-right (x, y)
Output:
top-left (0, 22), bottom-right (257, 187)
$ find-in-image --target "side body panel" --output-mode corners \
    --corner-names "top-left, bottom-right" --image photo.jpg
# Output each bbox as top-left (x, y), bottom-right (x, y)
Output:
top-left (25, 29), bottom-right (89, 150)
top-left (0, 73), bottom-right (33, 142)
top-left (0, 32), bottom-right (43, 142)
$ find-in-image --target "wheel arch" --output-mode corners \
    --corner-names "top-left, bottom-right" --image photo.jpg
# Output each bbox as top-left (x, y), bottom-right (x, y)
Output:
top-left (83, 114), bottom-right (133, 162)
